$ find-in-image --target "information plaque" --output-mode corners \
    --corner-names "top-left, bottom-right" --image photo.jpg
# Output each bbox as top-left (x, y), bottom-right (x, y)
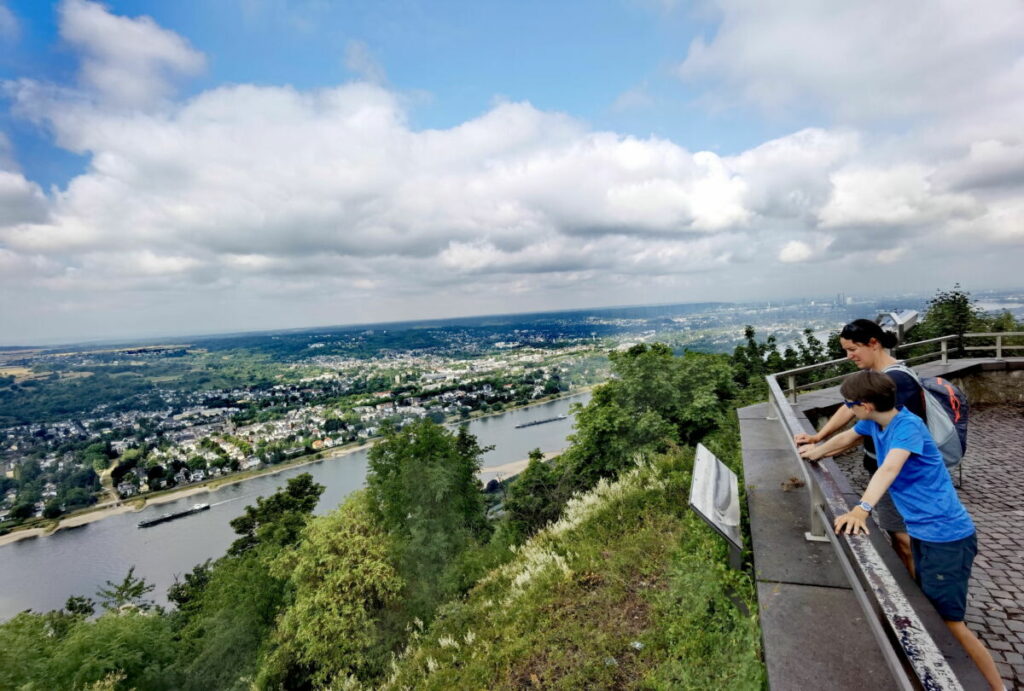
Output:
top-left (688, 443), bottom-right (742, 568)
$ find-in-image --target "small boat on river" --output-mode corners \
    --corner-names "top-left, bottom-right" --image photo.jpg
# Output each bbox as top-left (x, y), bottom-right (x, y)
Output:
top-left (137, 503), bottom-right (210, 528)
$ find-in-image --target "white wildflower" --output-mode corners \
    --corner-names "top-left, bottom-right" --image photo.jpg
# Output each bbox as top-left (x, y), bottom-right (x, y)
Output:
top-left (438, 635), bottom-right (459, 649)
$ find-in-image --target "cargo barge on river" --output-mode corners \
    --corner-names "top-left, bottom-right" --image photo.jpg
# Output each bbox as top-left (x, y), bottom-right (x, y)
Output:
top-left (514, 414), bottom-right (567, 429)
top-left (137, 503), bottom-right (210, 528)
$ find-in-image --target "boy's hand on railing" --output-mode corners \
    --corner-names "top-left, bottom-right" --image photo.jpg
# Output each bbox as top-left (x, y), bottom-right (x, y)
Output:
top-left (793, 432), bottom-right (819, 445)
top-left (798, 443), bottom-right (825, 461)
top-left (834, 507), bottom-right (870, 535)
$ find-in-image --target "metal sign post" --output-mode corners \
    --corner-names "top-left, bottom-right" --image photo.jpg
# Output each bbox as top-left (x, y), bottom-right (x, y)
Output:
top-left (688, 443), bottom-right (743, 570)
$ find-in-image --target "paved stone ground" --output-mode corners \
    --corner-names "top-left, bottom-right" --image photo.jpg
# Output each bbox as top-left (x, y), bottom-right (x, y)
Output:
top-left (835, 403), bottom-right (1024, 691)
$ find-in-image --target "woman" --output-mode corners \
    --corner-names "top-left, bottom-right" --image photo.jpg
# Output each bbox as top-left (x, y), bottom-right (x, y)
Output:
top-left (795, 319), bottom-right (925, 576)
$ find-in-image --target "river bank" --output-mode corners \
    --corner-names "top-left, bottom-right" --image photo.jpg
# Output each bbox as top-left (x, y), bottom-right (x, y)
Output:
top-left (0, 445), bottom-right (559, 548)
top-left (0, 389), bottom-right (590, 547)
top-left (0, 440), bottom-right (372, 548)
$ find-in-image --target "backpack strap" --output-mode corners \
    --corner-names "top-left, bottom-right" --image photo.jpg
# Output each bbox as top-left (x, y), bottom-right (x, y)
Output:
top-left (882, 361), bottom-right (928, 417)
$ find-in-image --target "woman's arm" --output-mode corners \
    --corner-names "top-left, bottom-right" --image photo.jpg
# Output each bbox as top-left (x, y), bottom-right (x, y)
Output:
top-left (794, 404), bottom-right (855, 445)
top-left (798, 428), bottom-right (864, 461)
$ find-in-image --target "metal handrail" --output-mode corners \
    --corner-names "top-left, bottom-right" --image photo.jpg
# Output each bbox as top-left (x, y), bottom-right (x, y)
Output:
top-left (766, 373), bottom-right (965, 690)
top-left (777, 332), bottom-right (1024, 400)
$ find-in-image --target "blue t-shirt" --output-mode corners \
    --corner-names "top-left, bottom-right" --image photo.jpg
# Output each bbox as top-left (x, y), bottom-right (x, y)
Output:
top-left (863, 366), bottom-right (925, 461)
top-left (854, 408), bottom-right (974, 543)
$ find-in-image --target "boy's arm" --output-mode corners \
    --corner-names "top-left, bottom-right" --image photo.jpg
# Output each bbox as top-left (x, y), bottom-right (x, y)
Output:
top-left (834, 449), bottom-right (911, 535)
top-left (794, 405), bottom-right (855, 444)
top-left (798, 428), bottom-right (863, 462)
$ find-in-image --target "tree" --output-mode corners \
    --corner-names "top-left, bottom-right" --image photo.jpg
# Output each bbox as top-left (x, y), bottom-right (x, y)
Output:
top-left (50, 611), bottom-right (178, 690)
top-left (9, 502), bottom-right (34, 520)
top-left (63, 596), bottom-right (96, 618)
top-left (170, 479), bottom-right (327, 690)
top-left (63, 487), bottom-right (95, 510)
top-left (504, 449), bottom-right (561, 539)
top-left (563, 344), bottom-right (736, 488)
top-left (167, 560), bottom-right (213, 614)
top-left (367, 418), bottom-right (490, 618)
top-left (43, 500), bottom-right (63, 519)
top-left (96, 566), bottom-right (155, 612)
top-left (228, 473), bottom-right (324, 555)
top-left (920, 284), bottom-right (984, 338)
top-left (795, 328), bottom-right (825, 367)
top-left (257, 492), bottom-right (403, 688)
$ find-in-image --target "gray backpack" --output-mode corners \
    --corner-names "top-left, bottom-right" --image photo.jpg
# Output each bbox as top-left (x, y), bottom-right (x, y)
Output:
top-left (885, 363), bottom-right (968, 469)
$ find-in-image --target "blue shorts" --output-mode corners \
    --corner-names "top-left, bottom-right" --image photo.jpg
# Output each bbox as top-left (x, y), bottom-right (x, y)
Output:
top-left (911, 533), bottom-right (977, 622)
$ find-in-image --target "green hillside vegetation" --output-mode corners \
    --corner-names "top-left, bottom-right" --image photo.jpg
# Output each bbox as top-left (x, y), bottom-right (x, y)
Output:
top-left (384, 443), bottom-right (762, 689)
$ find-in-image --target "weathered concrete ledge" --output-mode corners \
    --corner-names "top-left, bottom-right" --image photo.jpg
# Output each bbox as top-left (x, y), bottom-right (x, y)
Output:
top-left (739, 358), bottom-right (1023, 689)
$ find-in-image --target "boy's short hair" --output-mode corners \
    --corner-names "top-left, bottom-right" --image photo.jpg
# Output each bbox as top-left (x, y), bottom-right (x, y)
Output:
top-left (839, 370), bottom-right (896, 412)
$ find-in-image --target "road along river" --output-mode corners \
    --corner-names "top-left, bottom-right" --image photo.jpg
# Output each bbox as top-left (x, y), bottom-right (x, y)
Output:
top-left (0, 392), bottom-right (590, 620)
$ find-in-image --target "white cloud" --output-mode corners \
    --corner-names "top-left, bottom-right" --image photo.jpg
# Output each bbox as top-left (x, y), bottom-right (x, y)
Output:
top-left (58, 0), bottom-right (205, 108)
top-left (611, 84), bottom-right (653, 112)
top-left (0, 170), bottom-right (48, 226)
top-left (344, 40), bottom-right (386, 84)
top-left (875, 247), bottom-right (907, 264)
top-left (0, 2), bottom-right (18, 42)
top-left (818, 165), bottom-right (980, 229)
top-left (778, 241), bottom-right (812, 264)
top-left (678, 0), bottom-right (1024, 123)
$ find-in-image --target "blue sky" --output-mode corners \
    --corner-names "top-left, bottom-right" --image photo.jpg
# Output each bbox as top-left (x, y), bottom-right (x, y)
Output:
top-left (1, 0), bottom-right (1022, 343)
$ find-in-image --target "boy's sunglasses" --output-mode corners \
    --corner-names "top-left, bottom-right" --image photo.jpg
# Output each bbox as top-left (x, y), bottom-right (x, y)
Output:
top-left (842, 400), bottom-right (862, 408)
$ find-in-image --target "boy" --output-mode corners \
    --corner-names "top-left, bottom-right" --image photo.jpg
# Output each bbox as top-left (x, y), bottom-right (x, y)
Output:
top-left (798, 370), bottom-right (1002, 690)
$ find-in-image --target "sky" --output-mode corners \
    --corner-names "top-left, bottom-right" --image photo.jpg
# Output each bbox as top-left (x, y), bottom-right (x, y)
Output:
top-left (0, 0), bottom-right (1022, 344)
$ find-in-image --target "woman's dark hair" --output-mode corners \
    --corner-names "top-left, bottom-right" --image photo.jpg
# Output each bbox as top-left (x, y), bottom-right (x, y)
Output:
top-left (839, 370), bottom-right (896, 412)
top-left (839, 319), bottom-right (898, 349)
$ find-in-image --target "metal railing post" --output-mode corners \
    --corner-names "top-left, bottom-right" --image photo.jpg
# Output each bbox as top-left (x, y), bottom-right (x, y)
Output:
top-left (787, 374), bottom-right (797, 403)
top-left (806, 478), bottom-right (828, 542)
top-left (941, 338), bottom-right (948, 364)
top-left (996, 334), bottom-right (1003, 359)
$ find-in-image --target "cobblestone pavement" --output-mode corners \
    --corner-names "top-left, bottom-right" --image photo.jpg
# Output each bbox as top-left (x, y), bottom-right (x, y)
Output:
top-left (835, 404), bottom-right (1024, 691)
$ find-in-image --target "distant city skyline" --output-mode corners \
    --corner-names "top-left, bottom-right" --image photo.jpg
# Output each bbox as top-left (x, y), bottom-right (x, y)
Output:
top-left (1, 1), bottom-right (1023, 343)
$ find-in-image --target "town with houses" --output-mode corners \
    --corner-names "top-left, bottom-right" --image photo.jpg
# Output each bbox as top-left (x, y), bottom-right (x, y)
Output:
top-left (0, 339), bottom-right (603, 529)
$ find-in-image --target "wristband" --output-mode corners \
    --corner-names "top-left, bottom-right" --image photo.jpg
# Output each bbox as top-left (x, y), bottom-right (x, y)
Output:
top-left (856, 500), bottom-right (873, 513)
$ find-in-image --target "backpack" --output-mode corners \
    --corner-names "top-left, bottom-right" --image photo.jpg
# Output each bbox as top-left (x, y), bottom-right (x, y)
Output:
top-left (885, 362), bottom-right (969, 469)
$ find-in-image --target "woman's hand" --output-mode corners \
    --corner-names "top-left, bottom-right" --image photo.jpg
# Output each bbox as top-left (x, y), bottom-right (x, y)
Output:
top-left (793, 432), bottom-right (819, 445)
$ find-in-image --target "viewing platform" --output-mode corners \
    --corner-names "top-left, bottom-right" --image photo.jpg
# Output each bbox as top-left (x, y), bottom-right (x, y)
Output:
top-left (740, 342), bottom-right (1024, 690)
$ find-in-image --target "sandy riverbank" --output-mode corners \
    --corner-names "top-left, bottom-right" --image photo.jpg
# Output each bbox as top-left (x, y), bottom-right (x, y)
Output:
top-left (479, 451), bottom-right (561, 479)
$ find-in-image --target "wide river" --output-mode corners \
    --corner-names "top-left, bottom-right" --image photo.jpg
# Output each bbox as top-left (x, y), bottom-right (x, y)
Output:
top-left (0, 392), bottom-right (590, 620)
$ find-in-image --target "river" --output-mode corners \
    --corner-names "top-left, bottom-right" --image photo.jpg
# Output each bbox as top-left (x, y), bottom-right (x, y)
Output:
top-left (0, 392), bottom-right (590, 620)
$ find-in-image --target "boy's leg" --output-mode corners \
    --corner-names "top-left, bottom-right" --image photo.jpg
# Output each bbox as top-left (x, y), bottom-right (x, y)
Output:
top-left (890, 530), bottom-right (914, 580)
top-left (944, 621), bottom-right (1003, 691)
top-left (913, 534), bottom-right (1002, 689)
top-left (870, 487), bottom-right (914, 578)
